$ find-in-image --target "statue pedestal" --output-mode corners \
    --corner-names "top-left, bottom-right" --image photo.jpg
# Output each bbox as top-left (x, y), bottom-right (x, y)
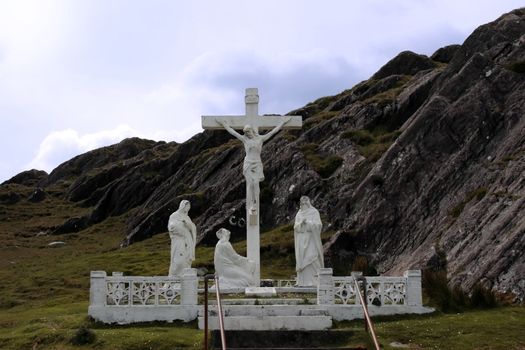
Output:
top-left (245, 287), bottom-right (277, 297)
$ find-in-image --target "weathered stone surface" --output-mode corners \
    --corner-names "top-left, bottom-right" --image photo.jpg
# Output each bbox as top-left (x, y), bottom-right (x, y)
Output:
top-left (371, 51), bottom-right (437, 80)
top-left (28, 188), bottom-right (46, 203)
top-left (431, 44), bottom-right (461, 63)
top-left (52, 216), bottom-right (91, 234)
top-left (40, 137), bottom-right (162, 188)
top-left (1, 169), bottom-right (48, 187)
top-left (341, 9), bottom-right (525, 301)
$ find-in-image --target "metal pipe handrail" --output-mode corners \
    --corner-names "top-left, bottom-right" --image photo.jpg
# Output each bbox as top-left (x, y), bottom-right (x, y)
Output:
top-left (203, 274), bottom-right (227, 350)
top-left (214, 276), bottom-right (227, 350)
top-left (204, 275), bottom-right (211, 350)
top-left (354, 277), bottom-right (381, 350)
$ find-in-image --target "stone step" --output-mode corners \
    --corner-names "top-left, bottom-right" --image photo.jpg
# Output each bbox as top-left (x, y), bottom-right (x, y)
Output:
top-left (208, 298), bottom-right (317, 305)
top-left (210, 330), bottom-right (361, 349)
top-left (224, 348), bottom-right (366, 350)
top-left (199, 305), bottom-right (328, 317)
top-left (198, 315), bottom-right (332, 330)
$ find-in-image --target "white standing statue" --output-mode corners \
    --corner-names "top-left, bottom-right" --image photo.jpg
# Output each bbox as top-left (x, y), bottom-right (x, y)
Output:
top-left (216, 117), bottom-right (290, 219)
top-left (214, 228), bottom-right (256, 288)
top-left (168, 200), bottom-right (197, 277)
top-left (294, 196), bottom-right (324, 286)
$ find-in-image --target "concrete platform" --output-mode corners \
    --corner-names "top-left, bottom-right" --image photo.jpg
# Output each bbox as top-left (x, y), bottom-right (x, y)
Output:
top-left (198, 304), bottom-right (332, 330)
top-left (208, 298), bottom-right (317, 305)
top-left (200, 315), bottom-right (332, 330)
top-left (200, 304), bottom-right (328, 317)
top-left (245, 287), bottom-right (277, 297)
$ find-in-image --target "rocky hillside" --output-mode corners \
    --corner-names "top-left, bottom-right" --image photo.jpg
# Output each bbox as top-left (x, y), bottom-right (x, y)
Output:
top-left (2, 9), bottom-right (524, 301)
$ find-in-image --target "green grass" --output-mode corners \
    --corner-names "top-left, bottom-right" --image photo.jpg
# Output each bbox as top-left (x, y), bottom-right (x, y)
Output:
top-left (303, 111), bottom-right (339, 130)
top-left (1, 185), bottom-right (524, 349)
top-left (0, 187), bottom-right (206, 349)
top-left (300, 143), bottom-right (343, 178)
top-left (332, 307), bottom-right (525, 349)
top-left (342, 129), bottom-right (402, 161)
top-left (0, 302), bottom-right (203, 350)
top-left (304, 95), bottom-right (340, 113)
top-left (361, 75), bottom-right (413, 107)
top-left (373, 307), bottom-right (525, 349)
top-left (343, 129), bottom-right (375, 146)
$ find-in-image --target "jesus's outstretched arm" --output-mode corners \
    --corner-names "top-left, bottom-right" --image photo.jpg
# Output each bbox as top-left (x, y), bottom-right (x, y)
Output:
top-left (216, 119), bottom-right (245, 142)
top-left (261, 116), bottom-right (292, 142)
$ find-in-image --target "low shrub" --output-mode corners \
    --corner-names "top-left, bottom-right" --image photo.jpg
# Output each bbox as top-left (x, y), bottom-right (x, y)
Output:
top-left (70, 326), bottom-right (96, 345)
top-left (342, 130), bottom-right (375, 146)
top-left (423, 270), bottom-right (464, 313)
top-left (360, 143), bottom-right (391, 161)
top-left (351, 256), bottom-right (379, 276)
top-left (423, 270), bottom-right (498, 313)
top-left (300, 143), bottom-right (343, 178)
top-left (377, 130), bottom-right (402, 143)
top-left (316, 156), bottom-right (344, 178)
top-left (506, 60), bottom-right (525, 74)
top-left (450, 202), bottom-right (465, 218)
top-left (470, 283), bottom-right (498, 308)
top-left (342, 128), bottom-right (401, 161)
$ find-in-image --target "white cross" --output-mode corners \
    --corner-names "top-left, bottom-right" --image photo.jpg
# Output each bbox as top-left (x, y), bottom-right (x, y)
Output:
top-left (201, 88), bottom-right (302, 286)
top-left (202, 88), bottom-right (302, 133)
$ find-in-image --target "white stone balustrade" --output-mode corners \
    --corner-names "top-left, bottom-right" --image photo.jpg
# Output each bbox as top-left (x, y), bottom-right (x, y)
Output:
top-left (328, 271), bottom-right (418, 306)
top-left (88, 268), bottom-right (198, 324)
top-left (404, 269), bottom-right (423, 306)
top-left (89, 269), bottom-right (431, 325)
top-left (317, 268), bottom-right (335, 305)
top-left (318, 269), bottom-right (432, 321)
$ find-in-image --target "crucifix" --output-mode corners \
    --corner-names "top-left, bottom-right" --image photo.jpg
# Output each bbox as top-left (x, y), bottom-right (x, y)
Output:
top-left (202, 88), bottom-right (302, 285)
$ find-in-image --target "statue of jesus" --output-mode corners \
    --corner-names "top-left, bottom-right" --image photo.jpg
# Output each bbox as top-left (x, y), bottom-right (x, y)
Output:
top-left (216, 117), bottom-right (291, 214)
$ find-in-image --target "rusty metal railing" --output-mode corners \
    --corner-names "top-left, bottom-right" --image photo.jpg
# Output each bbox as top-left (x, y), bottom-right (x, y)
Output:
top-left (354, 277), bottom-right (381, 350)
top-left (204, 274), bottom-right (227, 350)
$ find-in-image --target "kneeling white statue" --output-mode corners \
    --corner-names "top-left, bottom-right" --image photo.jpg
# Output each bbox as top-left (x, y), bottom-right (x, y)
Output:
top-left (294, 196), bottom-right (324, 286)
top-left (168, 200), bottom-right (197, 277)
top-left (214, 228), bottom-right (256, 288)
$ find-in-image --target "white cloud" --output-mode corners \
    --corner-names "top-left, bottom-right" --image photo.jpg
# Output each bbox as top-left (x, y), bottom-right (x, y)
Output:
top-left (21, 47), bottom-right (357, 176)
top-left (157, 49), bottom-right (360, 117)
top-left (0, 0), bottom-right (71, 69)
top-left (27, 125), bottom-right (142, 172)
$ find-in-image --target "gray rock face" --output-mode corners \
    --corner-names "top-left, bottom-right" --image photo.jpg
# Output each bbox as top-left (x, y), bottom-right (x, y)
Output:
top-left (431, 44), bottom-right (461, 63)
top-left (28, 188), bottom-right (46, 203)
top-left (1, 169), bottom-right (48, 187)
top-left (371, 51), bottom-right (437, 80)
top-left (341, 9), bottom-right (525, 300)
top-left (4, 9), bottom-right (524, 300)
top-left (40, 137), bottom-right (161, 188)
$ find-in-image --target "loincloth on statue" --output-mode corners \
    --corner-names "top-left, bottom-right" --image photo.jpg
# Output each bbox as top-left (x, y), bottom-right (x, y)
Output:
top-left (243, 160), bottom-right (265, 182)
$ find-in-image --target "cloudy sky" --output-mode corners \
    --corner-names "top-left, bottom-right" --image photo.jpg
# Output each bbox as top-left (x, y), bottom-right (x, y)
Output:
top-left (0, 1), bottom-right (523, 183)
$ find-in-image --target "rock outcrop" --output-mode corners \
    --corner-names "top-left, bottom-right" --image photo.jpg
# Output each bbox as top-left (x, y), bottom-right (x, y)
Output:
top-left (371, 50), bottom-right (437, 80)
top-left (2, 9), bottom-right (524, 300)
top-left (2, 169), bottom-right (48, 187)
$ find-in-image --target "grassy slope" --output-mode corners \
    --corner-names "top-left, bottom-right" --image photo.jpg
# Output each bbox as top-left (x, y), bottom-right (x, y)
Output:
top-left (0, 184), bottom-right (524, 349)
